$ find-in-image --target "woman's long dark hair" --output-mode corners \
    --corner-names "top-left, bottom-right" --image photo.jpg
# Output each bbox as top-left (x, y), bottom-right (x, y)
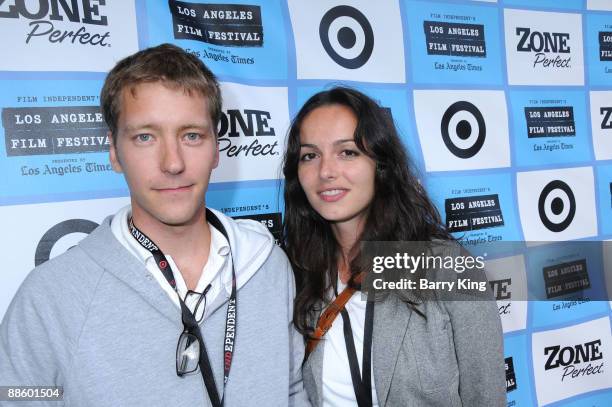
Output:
top-left (282, 87), bottom-right (451, 337)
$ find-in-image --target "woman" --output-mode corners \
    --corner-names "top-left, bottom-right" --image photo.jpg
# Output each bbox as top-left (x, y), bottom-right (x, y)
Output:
top-left (282, 87), bottom-right (506, 407)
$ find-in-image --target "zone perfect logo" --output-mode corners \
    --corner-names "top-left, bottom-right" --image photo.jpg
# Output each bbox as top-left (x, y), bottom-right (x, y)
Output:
top-left (0, 0), bottom-right (138, 71)
top-left (532, 317), bottom-right (612, 405)
top-left (0, 0), bottom-right (109, 45)
top-left (211, 82), bottom-right (289, 183)
top-left (169, 0), bottom-right (263, 47)
top-left (601, 106), bottom-right (612, 130)
top-left (485, 255), bottom-right (528, 333)
top-left (504, 9), bottom-right (584, 85)
top-left (589, 91), bottom-right (612, 160)
top-left (288, 0), bottom-right (405, 83)
top-left (545, 340), bottom-right (603, 380)
top-left (516, 28), bottom-right (570, 68)
top-left (217, 108), bottom-right (279, 158)
top-left (491, 277), bottom-right (512, 317)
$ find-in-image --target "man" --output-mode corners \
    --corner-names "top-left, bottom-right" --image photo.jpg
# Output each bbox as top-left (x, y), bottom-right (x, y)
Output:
top-left (0, 44), bottom-right (308, 406)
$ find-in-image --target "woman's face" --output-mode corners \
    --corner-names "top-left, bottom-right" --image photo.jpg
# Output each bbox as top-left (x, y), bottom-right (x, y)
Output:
top-left (297, 104), bottom-right (376, 231)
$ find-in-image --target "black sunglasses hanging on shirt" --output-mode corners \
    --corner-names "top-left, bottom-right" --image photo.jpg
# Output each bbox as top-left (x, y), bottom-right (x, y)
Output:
top-left (129, 209), bottom-right (236, 407)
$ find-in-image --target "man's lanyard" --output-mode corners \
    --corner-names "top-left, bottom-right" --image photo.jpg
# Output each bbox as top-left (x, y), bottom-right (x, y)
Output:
top-left (340, 300), bottom-right (375, 407)
top-left (128, 209), bottom-right (236, 407)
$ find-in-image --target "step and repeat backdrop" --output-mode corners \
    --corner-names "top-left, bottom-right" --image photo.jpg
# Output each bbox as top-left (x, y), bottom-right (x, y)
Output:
top-left (1, 0), bottom-right (612, 405)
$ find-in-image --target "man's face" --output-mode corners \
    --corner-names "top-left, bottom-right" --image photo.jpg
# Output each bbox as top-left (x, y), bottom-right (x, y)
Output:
top-left (109, 81), bottom-right (219, 229)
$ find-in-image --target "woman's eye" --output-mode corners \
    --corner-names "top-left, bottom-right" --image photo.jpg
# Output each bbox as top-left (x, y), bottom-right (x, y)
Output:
top-left (300, 152), bottom-right (316, 161)
top-left (341, 149), bottom-right (359, 157)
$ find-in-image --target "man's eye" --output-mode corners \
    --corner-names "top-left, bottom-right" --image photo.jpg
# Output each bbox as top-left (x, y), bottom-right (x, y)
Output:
top-left (185, 132), bottom-right (202, 142)
top-left (137, 134), bottom-right (152, 142)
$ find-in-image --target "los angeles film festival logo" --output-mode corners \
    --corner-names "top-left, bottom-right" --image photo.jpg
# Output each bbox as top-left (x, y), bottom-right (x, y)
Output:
top-left (2, 105), bottom-right (112, 176)
top-left (525, 106), bottom-right (576, 140)
top-left (445, 194), bottom-right (504, 234)
top-left (542, 258), bottom-right (591, 301)
top-left (505, 357), bottom-right (517, 392)
top-left (423, 17), bottom-right (486, 73)
top-left (0, 0), bottom-right (110, 47)
top-left (169, 0), bottom-right (263, 65)
top-left (600, 31), bottom-right (612, 61)
top-left (233, 212), bottom-right (282, 244)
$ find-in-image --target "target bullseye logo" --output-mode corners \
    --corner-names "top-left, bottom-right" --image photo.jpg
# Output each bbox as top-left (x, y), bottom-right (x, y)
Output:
top-left (319, 5), bottom-right (374, 69)
top-left (35, 219), bottom-right (99, 266)
top-left (440, 101), bottom-right (486, 159)
top-left (538, 180), bottom-right (576, 232)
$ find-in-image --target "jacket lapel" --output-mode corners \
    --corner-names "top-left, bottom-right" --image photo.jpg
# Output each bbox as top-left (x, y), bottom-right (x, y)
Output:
top-left (79, 217), bottom-right (182, 326)
top-left (372, 295), bottom-right (412, 406)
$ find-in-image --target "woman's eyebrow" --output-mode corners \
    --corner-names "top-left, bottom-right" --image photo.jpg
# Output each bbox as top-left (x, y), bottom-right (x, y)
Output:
top-left (300, 139), bottom-right (355, 148)
top-left (333, 139), bottom-right (355, 145)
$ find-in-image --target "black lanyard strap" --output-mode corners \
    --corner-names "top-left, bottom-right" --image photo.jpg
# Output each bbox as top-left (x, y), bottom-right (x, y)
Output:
top-left (340, 300), bottom-right (375, 407)
top-left (129, 209), bottom-right (236, 407)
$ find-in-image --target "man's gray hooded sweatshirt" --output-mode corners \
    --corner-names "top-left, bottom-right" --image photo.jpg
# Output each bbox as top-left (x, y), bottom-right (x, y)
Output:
top-left (0, 208), bottom-right (309, 406)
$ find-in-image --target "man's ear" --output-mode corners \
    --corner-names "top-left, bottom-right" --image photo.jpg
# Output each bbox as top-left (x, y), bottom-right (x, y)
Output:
top-left (108, 132), bottom-right (123, 173)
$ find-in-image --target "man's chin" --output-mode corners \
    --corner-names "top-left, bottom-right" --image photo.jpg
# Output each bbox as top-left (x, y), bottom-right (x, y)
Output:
top-left (159, 212), bottom-right (205, 228)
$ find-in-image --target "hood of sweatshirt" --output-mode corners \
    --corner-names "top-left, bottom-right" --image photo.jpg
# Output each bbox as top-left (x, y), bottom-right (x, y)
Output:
top-left (76, 206), bottom-right (276, 323)
top-left (207, 207), bottom-right (275, 293)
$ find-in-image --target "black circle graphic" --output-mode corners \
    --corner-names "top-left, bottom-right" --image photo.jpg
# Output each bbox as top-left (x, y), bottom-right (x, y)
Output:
top-left (456, 120), bottom-right (472, 140)
top-left (34, 219), bottom-right (99, 266)
top-left (338, 27), bottom-right (356, 48)
top-left (319, 5), bottom-right (374, 69)
top-left (538, 180), bottom-right (576, 232)
top-left (551, 197), bottom-right (564, 215)
top-left (440, 101), bottom-right (486, 159)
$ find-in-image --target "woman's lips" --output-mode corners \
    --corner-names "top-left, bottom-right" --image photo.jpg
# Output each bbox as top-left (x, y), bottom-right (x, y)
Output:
top-left (318, 188), bottom-right (348, 202)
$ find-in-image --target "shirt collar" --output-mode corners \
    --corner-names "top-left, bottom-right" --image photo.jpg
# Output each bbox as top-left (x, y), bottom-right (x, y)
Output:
top-left (111, 205), bottom-right (231, 263)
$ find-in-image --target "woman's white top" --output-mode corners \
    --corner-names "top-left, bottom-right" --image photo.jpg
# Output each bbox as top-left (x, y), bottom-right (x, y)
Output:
top-left (321, 278), bottom-right (380, 406)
